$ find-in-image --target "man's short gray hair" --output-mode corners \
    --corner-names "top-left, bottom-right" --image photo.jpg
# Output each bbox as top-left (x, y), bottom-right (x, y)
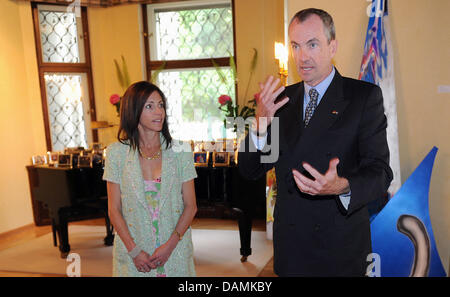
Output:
top-left (290, 8), bottom-right (336, 43)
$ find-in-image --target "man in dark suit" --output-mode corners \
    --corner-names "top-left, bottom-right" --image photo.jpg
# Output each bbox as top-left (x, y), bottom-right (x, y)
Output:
top-left (238, 8), bottom-right (393, 276)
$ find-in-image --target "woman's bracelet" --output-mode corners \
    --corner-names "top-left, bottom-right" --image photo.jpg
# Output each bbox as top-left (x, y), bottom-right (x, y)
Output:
top-left (128, 245), bottom-right (142, 259)
top-left (173, 229), bottom-right (183, 241)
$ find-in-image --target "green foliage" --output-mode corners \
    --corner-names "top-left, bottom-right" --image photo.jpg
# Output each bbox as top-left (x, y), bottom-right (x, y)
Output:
top-left (244, 48), bottom-right (258, 100)
top-left (213, 48), bottom-right (258, 104)
top-left (212, 58), bottom-right (228, 85)
top-left (114, 55), bottom-right (130, 93)
top-left (150, 61), bottom-right (166, 84)
top-left (216, 48), bottom-right (259, 135)
top-left (219, 98), bottom-right (257, 134)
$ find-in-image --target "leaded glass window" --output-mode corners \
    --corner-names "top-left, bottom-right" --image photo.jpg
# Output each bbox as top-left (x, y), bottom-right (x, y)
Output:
top-left (151, 5), bottom-right (233, 61)
top-left (156, 67), bottom-right (235, 141)
top-left (38, 5), bottom-right (86, 63)
top-left (33, 4), bottom-right (97, 151)
top-left (44, 73), bottom-right (92, 151)
top-left (147, 0), bottom-right (236, 141)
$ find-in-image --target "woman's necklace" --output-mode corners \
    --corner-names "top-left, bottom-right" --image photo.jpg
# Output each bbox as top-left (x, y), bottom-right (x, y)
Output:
top-left (139, 146), bottom-right (161, 160)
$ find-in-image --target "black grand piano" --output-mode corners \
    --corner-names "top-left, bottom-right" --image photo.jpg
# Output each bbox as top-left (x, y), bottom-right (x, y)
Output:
top-left (27, 157), bottom-right (265, 260)
top-left (27, 163), bottom-right (114, 258)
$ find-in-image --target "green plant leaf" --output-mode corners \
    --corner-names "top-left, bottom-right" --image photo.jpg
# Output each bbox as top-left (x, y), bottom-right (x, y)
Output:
top-left (150, 61), bottom-right (166, 84)
top-left (250, 48), bottom-right (258, 73)
top-left (244, 110), bottom-right (251, 118)
top-left (121, 55), bottom-right (131, 90)
top-left (114, 59), bottom-right (125, 91)
top-left (248, 98), bottom-right (256, 106)
top-left (212, 59), bottom-right (228, 85)
top-left (243, 48), bottom-right (258, 101)
top-left (229, 54), bottom-right (237, 83)
top-left (239, 106), bottom-right (249, 117)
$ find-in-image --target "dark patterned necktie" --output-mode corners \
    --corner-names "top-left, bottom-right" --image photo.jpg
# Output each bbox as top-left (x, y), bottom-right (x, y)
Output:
top-left (304, 88), bottom-right (319, 126)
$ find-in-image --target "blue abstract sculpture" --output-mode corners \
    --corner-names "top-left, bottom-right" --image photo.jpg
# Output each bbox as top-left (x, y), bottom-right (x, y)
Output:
top-left (370, 147), bottom-right (446, 276)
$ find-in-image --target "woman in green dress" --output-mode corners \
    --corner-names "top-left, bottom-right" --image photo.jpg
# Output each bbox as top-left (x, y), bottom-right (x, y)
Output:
top-left (103, 81), bottom-right (197, 276)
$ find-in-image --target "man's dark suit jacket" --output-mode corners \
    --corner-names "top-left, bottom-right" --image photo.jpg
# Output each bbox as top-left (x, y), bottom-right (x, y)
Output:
top-left (238, 69), bottom-right (393, 276)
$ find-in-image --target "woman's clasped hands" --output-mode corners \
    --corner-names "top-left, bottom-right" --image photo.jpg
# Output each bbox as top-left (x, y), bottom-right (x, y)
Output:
top-left (133, 241), bottom-right (176, 273)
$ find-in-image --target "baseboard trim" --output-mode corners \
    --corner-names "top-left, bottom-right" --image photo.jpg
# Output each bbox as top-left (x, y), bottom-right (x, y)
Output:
top-left (0, 223), bottom-right (36, 242)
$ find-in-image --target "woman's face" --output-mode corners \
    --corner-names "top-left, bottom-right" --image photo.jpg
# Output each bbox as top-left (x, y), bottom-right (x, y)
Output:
top-left (138, 91), bottom-right (166, 133)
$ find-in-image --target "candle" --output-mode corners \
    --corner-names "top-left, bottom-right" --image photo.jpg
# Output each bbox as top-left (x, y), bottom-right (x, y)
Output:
top-left (274, 42), bottom-right (282, 68)
top-left (274, 42), bottom-right (288, 72)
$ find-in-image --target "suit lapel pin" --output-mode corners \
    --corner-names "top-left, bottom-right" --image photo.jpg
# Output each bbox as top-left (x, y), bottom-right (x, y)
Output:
top-left (331, 110), bottom-right (339, 115)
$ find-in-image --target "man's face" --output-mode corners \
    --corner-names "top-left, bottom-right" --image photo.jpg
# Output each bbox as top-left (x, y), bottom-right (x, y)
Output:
top-left (288, 14), bottom-right (337, 87)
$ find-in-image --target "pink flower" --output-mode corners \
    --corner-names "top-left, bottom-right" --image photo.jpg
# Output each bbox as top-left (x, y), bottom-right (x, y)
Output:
top-left (254, 92), bottom-right (261, 103)
top-left (109, 94), bottom-right (121, 105)
top-left (218, 94), bottom-right (232, 105)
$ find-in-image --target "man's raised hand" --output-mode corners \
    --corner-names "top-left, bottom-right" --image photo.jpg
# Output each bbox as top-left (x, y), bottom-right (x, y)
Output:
top-left (253, 76), bottom-right (289, 135)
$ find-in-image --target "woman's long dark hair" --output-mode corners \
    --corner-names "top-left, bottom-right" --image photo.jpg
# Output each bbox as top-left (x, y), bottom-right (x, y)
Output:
top-left (117, 81), bottom-right (172, 151)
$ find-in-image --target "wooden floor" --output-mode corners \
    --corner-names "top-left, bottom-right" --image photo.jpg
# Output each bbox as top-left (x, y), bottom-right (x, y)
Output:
top-left (0, 218), bottom-right (276, 277)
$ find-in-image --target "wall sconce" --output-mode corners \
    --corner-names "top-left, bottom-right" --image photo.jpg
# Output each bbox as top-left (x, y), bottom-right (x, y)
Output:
top-left (274, 42), bottom-right (288, 86)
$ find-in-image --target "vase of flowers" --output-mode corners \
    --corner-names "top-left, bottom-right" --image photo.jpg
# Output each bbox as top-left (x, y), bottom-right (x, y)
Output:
top-left (109, 55), bottom-right (130, 117)
top-left (217, 48), bottom-right (258, 136)
top-left (218, 93), bottom-right (258, 135)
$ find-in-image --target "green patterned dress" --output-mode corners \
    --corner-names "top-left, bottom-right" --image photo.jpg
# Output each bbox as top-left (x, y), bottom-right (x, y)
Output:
top-left (144, 177), bottom-right (166, 277)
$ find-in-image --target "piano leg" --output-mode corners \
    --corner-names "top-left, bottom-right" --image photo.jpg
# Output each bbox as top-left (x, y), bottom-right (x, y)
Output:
top-left (51, 220), bottom-right (57, 247)
top-left (56, 216), bottom-right (71, 259)
top-left (230, 167), bottom-right (256, 262)
top-left (234, 207), bottom-right (253, 262)
top-left (103, 214), bottom-right (114, 246)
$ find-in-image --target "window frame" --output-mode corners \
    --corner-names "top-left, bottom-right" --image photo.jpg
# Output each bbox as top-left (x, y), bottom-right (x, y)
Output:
top-left (31, 2), bottom-right (98, 151)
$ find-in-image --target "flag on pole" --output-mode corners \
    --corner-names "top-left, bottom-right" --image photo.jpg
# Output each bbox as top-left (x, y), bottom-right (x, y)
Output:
top-left (359, 0), bottom-right (401, 195)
